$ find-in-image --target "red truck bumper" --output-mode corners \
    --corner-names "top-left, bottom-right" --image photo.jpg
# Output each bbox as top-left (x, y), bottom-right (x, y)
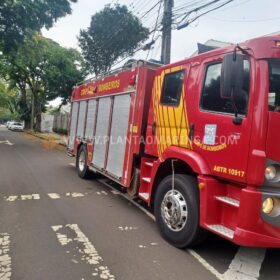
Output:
top-left (199, 176), bottom-right (280, 247)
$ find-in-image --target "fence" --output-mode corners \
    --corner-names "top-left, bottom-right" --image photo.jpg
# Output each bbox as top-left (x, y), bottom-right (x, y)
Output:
top-left (41, 113), bottom-right (54, 133)
top-left (53, 113), bottom-right (69, 135)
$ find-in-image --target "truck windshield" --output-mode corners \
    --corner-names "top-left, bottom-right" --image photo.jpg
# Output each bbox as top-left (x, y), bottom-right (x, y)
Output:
top-left (269, 59), bottom-right (280, 112)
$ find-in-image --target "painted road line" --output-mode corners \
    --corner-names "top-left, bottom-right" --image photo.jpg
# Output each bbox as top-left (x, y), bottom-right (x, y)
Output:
top-left (118, 226), bottom-right (138, 231)
top-left (69, 163), bottom-right (76, 167)
top-left (65, 192), bottom-right (84, 198)
top-left (4, 193), bottom-right (87, 202)
top-left (5, 140), bottom-right (14, 146)
top-left (0, 233), bottom-right (12, 280)
top-left (21, 194), bottom-right (40, 200)
top-left (4, 194), bottom-right (40, 201)
top-left (5, 196), bottom-right (18, 202)
top-left (97, 178), bottom-right (267, 280)
top-left (52, 224), bottom-right (115, 279)
top-left (48, 192), bottom-right (85, 199)
top-left (97, 179), bottom-right (156, 221)
top-left (0, 140), bottom-right (14, 146)
top-left (223, 247), bottom-right (266, 280)
top-left (47, 193), bottom-right (61, 199)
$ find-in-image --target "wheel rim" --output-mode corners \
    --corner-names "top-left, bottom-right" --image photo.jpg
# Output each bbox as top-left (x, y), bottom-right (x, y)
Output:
top-left (161, 190), bottom-right (188, 232)
top-left (79, 151), bottom-right (86, 171)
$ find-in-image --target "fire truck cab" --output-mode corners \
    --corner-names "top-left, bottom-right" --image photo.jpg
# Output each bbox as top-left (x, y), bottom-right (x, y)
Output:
top-left (68, 33), bottom-right (280, 248)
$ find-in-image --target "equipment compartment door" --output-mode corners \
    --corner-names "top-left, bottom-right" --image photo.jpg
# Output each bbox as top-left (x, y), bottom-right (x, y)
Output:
top-left (76, 100), bottom-right (87, 139)
top-left (84, 99), bottom-right (97, 141)
top-left (68, 102), bottom-right (79, 150)
top-left (106, 94), bottom-right (131, 178)
top-left (92, 97), bottom-right (111, 169)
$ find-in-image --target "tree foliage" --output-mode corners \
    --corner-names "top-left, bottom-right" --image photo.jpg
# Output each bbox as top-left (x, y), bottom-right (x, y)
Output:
top-left (0, 34), bottom-right (84, 130)
top-left (78, 4), bottom-right (149, 76)
top-left (0, 0), bottom-right (77, 52)
top-left (0, 81), bottom-right (22, 121)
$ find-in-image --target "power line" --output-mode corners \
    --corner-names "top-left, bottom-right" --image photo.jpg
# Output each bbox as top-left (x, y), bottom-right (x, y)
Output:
top-left (177, 0), bottom-right (225, 24)
top-left (177, 0), bottom-right (234, 30)
top-left (140, 0), bottom-right (162, 19)
top-left (203, 0), bottom-right (251, 15)
top-left (206, 15), bottom-right (280, 23)
top-left (146, 0), bottom-right (163, 60)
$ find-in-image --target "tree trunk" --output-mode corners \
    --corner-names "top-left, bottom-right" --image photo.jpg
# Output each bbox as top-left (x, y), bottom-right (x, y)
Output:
top-left (34, 91), bottom-right (41, 132)
top-left (31, 94), bottom-right (35, 131)
top-left (19, 84), bottom-right (31, 129)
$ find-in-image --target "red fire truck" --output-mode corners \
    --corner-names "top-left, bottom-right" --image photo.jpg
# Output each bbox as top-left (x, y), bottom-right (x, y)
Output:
top-left (68, 33), bottom-right (280, 248)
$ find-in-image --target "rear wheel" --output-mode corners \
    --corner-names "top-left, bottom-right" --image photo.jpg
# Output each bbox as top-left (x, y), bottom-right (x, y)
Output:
top-left (154, 174), bottom-right (207, 248)
top-left (76, 145), bottom-right (91, 179)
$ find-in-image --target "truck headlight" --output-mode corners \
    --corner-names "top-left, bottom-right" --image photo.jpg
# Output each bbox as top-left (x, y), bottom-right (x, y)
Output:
top-left (262, 197), bottom-right (280, 217)
top-left (265, 165), bottom-right (277, 181)
top-left (262, 197), bottom-right (274, 214)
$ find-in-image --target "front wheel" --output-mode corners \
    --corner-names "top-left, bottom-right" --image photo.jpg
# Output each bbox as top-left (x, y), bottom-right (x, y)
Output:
top-left (76, 145), bottom-right (91, 179)
top-left (154, 174), bottom-right (207, 248)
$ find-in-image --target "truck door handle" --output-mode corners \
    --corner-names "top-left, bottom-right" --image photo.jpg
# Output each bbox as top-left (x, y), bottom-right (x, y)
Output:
top-left (152, 122), bottom-right (157, 135)
top-left (189, 123), bottom-right (195, 141)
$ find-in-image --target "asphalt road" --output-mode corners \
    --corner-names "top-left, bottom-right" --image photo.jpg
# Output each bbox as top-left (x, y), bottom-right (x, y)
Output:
top-left (0, 126), bottom-right (279, 280)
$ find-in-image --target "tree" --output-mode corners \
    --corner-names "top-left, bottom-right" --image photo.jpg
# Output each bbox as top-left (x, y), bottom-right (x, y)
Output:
top-left (78, 4), bottom-right (149, 76)
top-left (0, 0), bottom-right (77, 52)
top-left (0, 81), bottom-right (22, 121)
top-left (0, 34), bottom-right (84, 131)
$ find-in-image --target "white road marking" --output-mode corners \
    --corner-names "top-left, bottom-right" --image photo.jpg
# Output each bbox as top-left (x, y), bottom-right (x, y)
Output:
top-left (52, 224), bottom-right (115, 279)
top-left (110, 190), bottom-right (120, 195)
top-left (0, 140), bottom-right (14, 146)
top-left (97, 178), bottom-right (266, 280)
top-left (70, 192), bottom-right (84, 198)
top-left (5, 196), bottom-right (18, 202)
top-left (0, 233), bottom-right (12, 280)
top-left (96, 191), bottom-right (108, 196)
top-left (47, 193), bottom-right (61, 199)
top-left (223, 247), bottom-right (266, 280)
top-left (4, 192), bottom-right (88, 202)
top-left (188, 249), bottom-right (223, 280)
top-left (5, 140), bottom-right (14, 146)
top-left (21, 194), bottom-right (40, 200)
top-left (4, 194), bottom-right (40, 201)
top-left (97, 179), bottom-right (156, 221)
top-left (118, 226), bottom-right (138, 231)
top-left (69, 163), bottom-right (76, 167)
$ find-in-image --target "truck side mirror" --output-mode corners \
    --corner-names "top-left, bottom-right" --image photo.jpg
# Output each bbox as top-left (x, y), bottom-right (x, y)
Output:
top-left (220, 53), bottom-right (245, 100)
top-left (221, 53), bottom-right (245, 125)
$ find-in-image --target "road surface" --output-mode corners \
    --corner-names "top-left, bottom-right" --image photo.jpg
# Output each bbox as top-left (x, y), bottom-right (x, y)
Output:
top-left (0, 126), bottom-right (279, 280)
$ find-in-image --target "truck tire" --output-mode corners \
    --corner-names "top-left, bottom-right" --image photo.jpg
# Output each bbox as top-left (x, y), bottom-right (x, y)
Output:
top-left (76, 145), bottom-right (91, 179)
top-left (154, 174), bottom-right (207, 248)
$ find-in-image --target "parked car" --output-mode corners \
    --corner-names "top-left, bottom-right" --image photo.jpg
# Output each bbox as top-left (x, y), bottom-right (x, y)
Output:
top-left (6, 121), bottom-right (12, 128)
top-left (10, 122), bottom-right (24, 131)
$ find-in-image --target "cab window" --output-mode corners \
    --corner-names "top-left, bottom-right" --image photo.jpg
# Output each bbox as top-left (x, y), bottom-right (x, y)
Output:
top-left (269, 59), bottom-right (280, 112)
top-left (161, 70), bottom-right (184, 106)
top-left (201, 60), bottom-right (250, 115)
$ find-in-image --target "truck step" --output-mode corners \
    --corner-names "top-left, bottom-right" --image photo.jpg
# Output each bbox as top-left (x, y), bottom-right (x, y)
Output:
top-left (206, 224), bottom-right (234, 239)
top-left (139, 192), bottom-right (150, 200)
top-left (215, 196), bottom-right (240, 207)
top-left (142, 177), bottom-right (151, 183)
top-left (144, 162), bottom-right (153, 167)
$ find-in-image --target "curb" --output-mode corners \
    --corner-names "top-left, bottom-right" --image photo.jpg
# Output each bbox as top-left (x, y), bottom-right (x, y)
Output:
top-left (25, 130), bottom-right (67, 147)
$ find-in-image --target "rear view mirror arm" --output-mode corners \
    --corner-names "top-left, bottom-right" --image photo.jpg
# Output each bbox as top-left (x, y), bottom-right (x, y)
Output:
top-left (234, 44), bottom-right (253, 60)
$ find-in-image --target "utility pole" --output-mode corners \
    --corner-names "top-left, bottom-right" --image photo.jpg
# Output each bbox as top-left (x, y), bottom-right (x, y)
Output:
top-left (161, 0), bottom-right (173, 64)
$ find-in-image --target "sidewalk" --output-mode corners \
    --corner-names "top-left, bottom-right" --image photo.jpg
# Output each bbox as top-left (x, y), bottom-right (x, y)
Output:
top-left (25, 130), bottom-right (68, 147)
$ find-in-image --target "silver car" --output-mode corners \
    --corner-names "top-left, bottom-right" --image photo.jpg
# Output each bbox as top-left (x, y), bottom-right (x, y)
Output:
top-left (10, 122), bottom-right (24, 131)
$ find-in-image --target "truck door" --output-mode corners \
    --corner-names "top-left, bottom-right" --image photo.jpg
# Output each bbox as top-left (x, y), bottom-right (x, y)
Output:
top-left (147, 64), bottom-right (192, 157)
top-left (189, 56), bottom-right (253, 183)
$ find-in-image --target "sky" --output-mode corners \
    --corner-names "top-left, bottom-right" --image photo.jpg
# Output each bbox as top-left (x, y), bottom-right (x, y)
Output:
top-left (43, 0), bottom-right (280, 105)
